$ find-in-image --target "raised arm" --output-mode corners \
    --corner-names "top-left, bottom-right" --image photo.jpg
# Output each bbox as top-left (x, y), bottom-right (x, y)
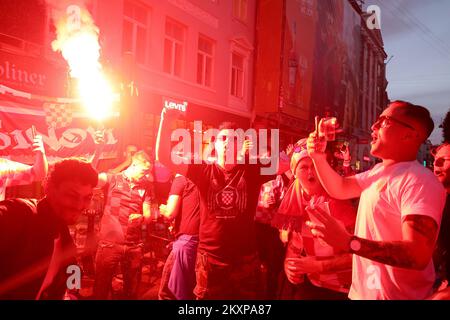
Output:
top-left (307, 133), bottom-right (361, 200)
top-left (155, 108), bottom-right (188, 176)
top-left (108, 158), bottom-right (132, 174)
top-left (350, 215), bottom-right (438, 270)
top-left (31, 135), bottom-right (48, 181)
top-left (90, 130), bottom-right (105, 170)
top-left (109, 146), bottom-right (136, 174)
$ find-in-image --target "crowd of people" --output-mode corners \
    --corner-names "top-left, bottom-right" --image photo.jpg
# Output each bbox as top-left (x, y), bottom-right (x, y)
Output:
top-left (1, 100), bottom-right (450, 300)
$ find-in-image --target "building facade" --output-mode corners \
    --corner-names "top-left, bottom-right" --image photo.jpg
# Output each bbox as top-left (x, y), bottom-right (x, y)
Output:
top-left (1, 0), bottom-right (389, 169)
top-left (253, 0), bottom-right (388, 171)
top-left (93, 0), bottom-right (258, 152)
top-left (356, 1), bottom-right (388, 170)
top-left (1, 0), bottom-right (258, 158)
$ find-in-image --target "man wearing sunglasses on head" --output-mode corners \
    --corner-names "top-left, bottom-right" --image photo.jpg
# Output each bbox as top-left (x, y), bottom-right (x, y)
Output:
top-left (306, 100), bottom-right (446, 300)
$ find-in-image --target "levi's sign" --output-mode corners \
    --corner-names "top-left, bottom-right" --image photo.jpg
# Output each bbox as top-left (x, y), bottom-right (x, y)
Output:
top-left (164, 98), bottom-right (187, 112)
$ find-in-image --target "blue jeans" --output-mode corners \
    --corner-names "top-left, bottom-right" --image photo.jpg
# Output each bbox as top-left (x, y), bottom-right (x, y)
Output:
top-left (159, 235), bottom-right (198, 300)
top-left (94, 241), bottom-right (143, 299)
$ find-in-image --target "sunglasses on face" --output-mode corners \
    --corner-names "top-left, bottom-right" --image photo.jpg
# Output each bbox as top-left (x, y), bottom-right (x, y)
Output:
top-left (373, 115), bottom-right (415, 130)
top-left (434, 157), bottom-right (450, 167)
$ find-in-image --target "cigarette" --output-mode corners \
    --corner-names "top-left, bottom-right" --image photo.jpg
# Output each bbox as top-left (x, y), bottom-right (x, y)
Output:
top-left (31, 125), bottom-right (36, 139)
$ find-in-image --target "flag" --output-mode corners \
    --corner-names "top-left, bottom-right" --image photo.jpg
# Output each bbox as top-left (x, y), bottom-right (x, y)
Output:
top-left (43, 103), bottom-right (73, 129)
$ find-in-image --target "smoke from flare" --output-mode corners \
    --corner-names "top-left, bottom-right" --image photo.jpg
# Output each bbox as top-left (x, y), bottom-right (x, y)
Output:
top-left (51, 5), bottom-right (114, 121)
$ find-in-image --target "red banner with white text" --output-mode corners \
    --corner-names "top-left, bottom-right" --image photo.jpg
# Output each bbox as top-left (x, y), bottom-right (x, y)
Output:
top-left (0, 93), bottom-right (119, 164)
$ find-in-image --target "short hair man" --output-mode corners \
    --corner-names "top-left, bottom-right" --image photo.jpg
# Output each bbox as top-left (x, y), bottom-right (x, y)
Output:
top-left (156, 109), bottom-right (289, 299)
top-left (0, 158), bottom-right (98, 299)
top-left (306, 100), bottom-right (446, 299)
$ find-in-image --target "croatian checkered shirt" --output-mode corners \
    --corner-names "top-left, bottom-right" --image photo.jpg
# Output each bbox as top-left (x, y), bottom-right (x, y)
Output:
top-left (99, 173), bottom-right (154, 244)
top-left (290, 198), bottom-right (356, 293)
top-left (0, 159), bottom-right (35, 201)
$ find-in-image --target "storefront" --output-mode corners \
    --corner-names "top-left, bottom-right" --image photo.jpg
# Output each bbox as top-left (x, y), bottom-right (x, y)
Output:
top-left (133, 90), bottom-right (252, 157)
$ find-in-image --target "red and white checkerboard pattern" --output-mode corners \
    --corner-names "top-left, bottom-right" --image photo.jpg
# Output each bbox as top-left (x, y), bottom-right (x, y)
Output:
top-left (43, 103), bottom-right (73, 129)
top-left (99, 173), bottom-right (154, 243)
top-left (220, 191), bottom-right (235, 206)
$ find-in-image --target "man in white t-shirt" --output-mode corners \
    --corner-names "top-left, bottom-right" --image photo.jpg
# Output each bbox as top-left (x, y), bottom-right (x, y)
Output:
top-left (305, 101), bottom-right (446, 300)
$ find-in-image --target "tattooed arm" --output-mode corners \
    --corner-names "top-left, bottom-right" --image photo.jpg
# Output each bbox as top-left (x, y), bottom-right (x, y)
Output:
top-left (306, 206), bottom-right (439, 271)
top-left (353, 215), bottom-right (438, 270)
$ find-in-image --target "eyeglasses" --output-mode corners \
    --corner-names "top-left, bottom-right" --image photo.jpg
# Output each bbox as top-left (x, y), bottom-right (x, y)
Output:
top-left (434, 157), bottom-right (450, 167)
top-left (373, 115), bottom-right (415, 130)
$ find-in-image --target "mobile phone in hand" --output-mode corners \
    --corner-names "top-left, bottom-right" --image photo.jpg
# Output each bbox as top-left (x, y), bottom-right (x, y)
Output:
top-left (31, 125), bottom-right (37, 139)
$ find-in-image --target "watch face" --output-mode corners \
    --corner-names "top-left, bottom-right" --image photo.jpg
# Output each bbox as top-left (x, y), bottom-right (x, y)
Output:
top-left (350, 239), bottom-right (361, 252)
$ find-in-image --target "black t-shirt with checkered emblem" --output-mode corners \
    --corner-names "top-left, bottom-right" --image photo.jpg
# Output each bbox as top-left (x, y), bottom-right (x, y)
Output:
top-left (187, 163), bottom-right (274, 262)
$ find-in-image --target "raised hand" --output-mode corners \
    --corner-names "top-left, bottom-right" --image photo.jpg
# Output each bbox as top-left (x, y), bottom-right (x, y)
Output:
top-left (32, 135), bottom-right (46, 154)
top-left (306, 132), bottom-right (327, 158)
top-left (285, 144), bottom-right (294, 157)
top-left (242, 139), bottom-right (253, 154)
top-left (305, 205), bottom-right (351, 253)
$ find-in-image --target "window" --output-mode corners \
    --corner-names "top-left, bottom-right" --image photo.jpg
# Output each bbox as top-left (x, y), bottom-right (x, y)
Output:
top-left (230, 52), bottom-right (245, 98)
top-left (197, 36), bottom-right (214, 87)
top-left (122, 0), bottom-right (149, 64)
top-left (164, 19), bottom-right (185, 77)
top-left (232, 0), bottom-right (248, 22)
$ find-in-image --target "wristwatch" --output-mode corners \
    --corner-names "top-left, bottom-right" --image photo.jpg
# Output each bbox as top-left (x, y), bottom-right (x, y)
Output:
top-left (349, 236), bottom-right (361, 253)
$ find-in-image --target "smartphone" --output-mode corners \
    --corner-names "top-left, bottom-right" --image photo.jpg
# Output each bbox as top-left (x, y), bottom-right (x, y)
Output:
top-left (31, 125), bottom-right (37, 139)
